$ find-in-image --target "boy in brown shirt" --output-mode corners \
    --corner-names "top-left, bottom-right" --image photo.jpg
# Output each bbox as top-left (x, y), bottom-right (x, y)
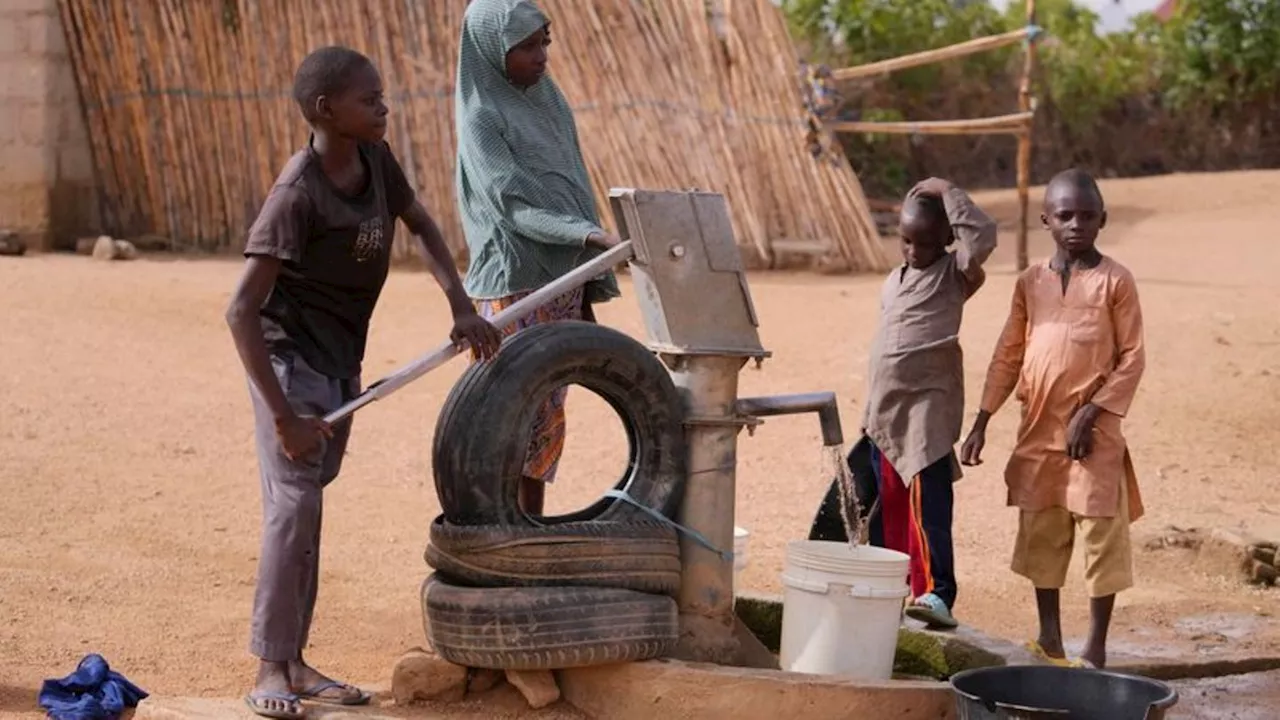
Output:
top-left (224, 47), bottom-right (502, 719)
top-left (962, 168), bottom-right (1146, 670)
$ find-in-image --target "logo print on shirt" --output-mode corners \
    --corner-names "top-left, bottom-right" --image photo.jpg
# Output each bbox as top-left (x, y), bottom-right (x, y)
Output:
top-left (353, 216), bottom-right (385, 263)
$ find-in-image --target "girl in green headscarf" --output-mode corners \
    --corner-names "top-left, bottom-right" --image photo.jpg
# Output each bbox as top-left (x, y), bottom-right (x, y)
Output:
top-left (455, 0), bottom-right (621, 515)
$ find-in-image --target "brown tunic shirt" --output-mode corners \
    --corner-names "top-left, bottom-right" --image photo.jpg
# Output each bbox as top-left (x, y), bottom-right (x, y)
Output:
top-left (863, 188), bottom-right (998, 482)
top-left (978, 256), bottom-right (1146, 520)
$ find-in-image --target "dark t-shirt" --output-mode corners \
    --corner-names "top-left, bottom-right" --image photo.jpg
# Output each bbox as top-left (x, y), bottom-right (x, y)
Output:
top-left (244, 139), bottom-right (414, 380)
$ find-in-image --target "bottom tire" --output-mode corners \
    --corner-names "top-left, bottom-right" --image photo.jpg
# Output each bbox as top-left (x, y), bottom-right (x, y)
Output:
top-left (424, 515), bottom-right (682, 596)
top-left (422, 573), bottom-right (678, 670)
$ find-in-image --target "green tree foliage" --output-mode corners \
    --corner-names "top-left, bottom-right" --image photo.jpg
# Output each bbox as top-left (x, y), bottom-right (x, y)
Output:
top-left (783, 0), bottom-right (1280, 197)
top-left (1023, 0), bottom-right (1150, 127)
top-left (1153, 0), bottom-right (1280, 108)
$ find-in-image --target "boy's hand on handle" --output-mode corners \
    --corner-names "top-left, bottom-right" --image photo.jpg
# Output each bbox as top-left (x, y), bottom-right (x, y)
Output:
top-left (1066, 403), bottom-right (1102, 461)
top-left (909, 177), bottom-right (954, 199)
top-left (586, 231), bottom-right (622, 249)
top-left (275, 413), bottom-right (332, 462)
top-left (451, 309), bottom-right (503, 361)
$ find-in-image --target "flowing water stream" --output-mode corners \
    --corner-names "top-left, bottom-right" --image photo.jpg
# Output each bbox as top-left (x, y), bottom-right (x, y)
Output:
top-left (821, 444), bottom-right (868, 548)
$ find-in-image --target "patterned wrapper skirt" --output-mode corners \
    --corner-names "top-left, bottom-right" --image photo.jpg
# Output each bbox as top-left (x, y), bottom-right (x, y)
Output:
top-left (472, 287), bottom-right (585, 484)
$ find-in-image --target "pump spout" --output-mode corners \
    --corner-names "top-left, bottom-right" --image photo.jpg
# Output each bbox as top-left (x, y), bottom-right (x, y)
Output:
top-left (734, 391), bottom-right (844, 447)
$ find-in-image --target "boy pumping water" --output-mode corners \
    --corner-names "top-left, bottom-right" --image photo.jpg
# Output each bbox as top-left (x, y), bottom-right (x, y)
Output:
top-left (225, 46), bottom-right (502, 719)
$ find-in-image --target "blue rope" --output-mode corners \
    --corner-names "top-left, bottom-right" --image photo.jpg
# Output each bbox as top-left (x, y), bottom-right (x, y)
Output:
top-left (1025, 24), bottom-right (1045, 44)
top-left (603, 489), bottom-right (734, 561)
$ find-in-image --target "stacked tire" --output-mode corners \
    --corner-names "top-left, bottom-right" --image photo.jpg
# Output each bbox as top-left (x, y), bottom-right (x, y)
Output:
top-left (424, 321), bottom-right (688, 670)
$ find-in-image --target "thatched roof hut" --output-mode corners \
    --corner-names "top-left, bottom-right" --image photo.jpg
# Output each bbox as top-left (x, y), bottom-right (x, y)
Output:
top-left (59, 0), bottom-right (889, 272)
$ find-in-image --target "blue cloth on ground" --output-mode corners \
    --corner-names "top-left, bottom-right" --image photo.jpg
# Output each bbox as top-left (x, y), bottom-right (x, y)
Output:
top-left (38, 654), bottom-right (148, 720)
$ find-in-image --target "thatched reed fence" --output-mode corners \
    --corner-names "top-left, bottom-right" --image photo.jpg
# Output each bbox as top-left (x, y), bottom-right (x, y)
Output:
top-left (58, 0), bottom-right (890, 272)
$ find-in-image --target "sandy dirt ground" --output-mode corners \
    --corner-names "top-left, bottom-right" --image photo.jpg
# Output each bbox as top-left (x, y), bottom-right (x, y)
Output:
top-left (3, 170), bottom-right (1280, 719)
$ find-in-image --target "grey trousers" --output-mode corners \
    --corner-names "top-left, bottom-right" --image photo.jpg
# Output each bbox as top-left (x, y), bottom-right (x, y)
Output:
top-left (247, 350), bottom-right (358, 662)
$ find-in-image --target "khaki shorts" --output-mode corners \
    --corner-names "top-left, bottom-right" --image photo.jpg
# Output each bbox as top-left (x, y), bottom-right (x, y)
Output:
top-left (1010, 480), bottom-right (1133, 598)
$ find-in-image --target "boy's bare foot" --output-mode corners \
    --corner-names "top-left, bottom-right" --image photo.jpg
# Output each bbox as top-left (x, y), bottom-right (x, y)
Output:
top-left (289, 659), bottom-right (370, 705)
top-left (246, 661), bottom-right (302, 719)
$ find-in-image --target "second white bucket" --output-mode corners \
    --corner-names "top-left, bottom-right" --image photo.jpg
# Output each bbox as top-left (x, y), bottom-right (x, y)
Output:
top-left (778, 540), bottom-right (909, 680)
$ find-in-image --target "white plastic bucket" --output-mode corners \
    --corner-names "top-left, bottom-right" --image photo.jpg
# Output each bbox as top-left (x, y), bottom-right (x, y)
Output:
top-left (778, 540), bottom-right (909, 679)
top-left (733, 526), bottom-right (749, 574)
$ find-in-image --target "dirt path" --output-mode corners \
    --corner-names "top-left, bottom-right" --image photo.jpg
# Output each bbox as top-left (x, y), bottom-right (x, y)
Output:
top-left (2, 170), bottom-right (1279, 718)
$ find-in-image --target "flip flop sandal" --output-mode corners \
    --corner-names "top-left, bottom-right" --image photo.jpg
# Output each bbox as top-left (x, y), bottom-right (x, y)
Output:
top-left (904, 593), bottom-right (959, 630)
top-left (297, 680), bottom-right (372, 706)
top-left (244, 690), bottom-right (305, 719)
top-left (1024, 640), bottom-right (1075, 668)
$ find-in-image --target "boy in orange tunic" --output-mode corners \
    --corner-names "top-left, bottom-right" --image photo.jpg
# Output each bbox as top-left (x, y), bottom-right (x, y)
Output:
top-left (961, 169), bottom-right (1146, 670)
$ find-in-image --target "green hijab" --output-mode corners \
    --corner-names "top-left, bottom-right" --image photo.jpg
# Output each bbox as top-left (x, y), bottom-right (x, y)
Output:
top-left (454, 0), bottom-right (619, 303)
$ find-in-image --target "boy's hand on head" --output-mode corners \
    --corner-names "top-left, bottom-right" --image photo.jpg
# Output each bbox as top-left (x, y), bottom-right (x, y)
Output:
top-left (909, 177), bottom-right (954, 199)
top-left (1066, 403), bottom-right (1102, 461)
top-left (451, 309), bottom-right (503, 361)
top-left (275, 413), bottom-right (332, 462)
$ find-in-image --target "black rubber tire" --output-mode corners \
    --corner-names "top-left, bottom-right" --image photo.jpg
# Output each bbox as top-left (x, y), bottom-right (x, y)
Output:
top-left (432, 320), bottom-right (687, 526)
top-left (424, 514), bottom-right (681, 596)
top-left (422, 573), bottom-right (678, 670)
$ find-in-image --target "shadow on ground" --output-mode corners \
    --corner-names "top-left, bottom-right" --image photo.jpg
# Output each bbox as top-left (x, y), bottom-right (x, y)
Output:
top-left (0, 684), bottom-right (37, 713)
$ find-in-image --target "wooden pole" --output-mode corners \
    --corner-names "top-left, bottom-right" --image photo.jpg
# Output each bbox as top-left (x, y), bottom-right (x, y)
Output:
top-left (829, 111), bottom-right (1033, 136)
top-left (1015, 0), bottom-right (1037, 272)
top-left (831, 27), bottom-right (1035, 82)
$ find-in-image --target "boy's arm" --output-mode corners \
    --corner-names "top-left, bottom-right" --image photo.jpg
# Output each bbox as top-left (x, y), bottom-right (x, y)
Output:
top-left (1088, 271), bottom-right (1146, 416)
top-left (226, 256), bottom-right (293, 422)
top-left (1066, 271), bottom-right (1144, 459)
top-left (382, 141), bottom-right (467, 311)
top-left (400, 200), bottom-right (503, 360)
top-left (942, 186), bottom-right (998, 295)
top-left (401, 201), bottom-right (478, 317)
top-left (227, 185), bottom-right (308, 424)
top-left (960, 276), bottom-right (1027, 466)
top-left (225, 186), bottom-right (334, 459)
top-left (381, 143), bottom-right (502, 359)
top-left (977, 274), bottom-right (1030, 420)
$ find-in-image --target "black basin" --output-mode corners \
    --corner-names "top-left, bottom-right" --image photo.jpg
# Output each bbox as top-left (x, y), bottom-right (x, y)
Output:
top-left (950, 665), bottom-right (1179, 719)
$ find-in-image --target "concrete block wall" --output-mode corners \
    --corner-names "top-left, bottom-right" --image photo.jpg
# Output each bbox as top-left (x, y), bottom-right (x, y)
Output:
top-left (0, 0), bottom-right (97, 250)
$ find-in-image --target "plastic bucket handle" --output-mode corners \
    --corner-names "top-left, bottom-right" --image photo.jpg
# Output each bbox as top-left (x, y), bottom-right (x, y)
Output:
top-left (781, 574), bottom-right (829, 594)
top-left (782, 575), bottom-right (909, 600)
top-left (850, 585), bottom-right (909, 600)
